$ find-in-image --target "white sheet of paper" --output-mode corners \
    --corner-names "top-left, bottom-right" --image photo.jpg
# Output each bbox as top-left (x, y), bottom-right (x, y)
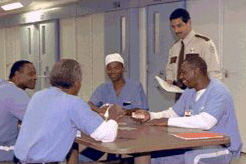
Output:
top-left (155, 76), bottom-right (184, 93)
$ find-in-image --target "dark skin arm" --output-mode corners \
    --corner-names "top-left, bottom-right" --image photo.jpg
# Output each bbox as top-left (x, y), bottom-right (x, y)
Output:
top-left (88, 101), bottom-right (108, 117)
top-left (145, 117), bottom-right (169, 126)
top-left (88, 102), bottom-right (125, 121)
top-left (133, 109), bottom-right (169, 126)
top-left (108, 104), bottom-right (125, 122)
top-left (88, 101), bottom-right (145, 117)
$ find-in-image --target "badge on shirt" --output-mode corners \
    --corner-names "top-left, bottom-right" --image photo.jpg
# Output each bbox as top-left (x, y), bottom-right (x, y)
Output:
top-left (184, 110), bottom-right (193, 117)
top-left (190, 47), bottom-right (195, 53)
top-left (123, 101), bottom-right (131, 106)
top-left (170, 57), bottom-right (177, 64)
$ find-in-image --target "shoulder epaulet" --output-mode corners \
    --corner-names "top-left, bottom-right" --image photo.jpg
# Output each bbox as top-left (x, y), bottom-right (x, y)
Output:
top-left (195, 34), bottom-right (210, 41)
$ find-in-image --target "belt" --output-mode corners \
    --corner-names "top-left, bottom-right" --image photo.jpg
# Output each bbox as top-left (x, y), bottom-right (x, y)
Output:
top-left (0, 145), bottom-right (14, 151)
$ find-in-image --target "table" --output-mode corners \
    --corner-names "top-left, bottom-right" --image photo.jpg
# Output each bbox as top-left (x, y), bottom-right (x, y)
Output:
top-left (68, 116), bottom-right (230, 164)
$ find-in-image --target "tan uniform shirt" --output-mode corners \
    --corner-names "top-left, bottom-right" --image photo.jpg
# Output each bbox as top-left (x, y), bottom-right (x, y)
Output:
top-left (166, 30), bottom-right (222, 81)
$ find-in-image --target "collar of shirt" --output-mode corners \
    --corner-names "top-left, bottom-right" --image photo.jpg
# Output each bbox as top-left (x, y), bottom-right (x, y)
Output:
top-left (0, 79), bottom-right (15, 89)
top-left (182, 29), bottom-right (196, 46)
top-left (195, 88), bottom-right (206, 101)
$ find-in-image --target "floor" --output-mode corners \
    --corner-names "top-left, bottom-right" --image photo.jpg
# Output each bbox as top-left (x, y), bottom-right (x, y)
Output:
top-left (231, 153), bottom-right (246, 164)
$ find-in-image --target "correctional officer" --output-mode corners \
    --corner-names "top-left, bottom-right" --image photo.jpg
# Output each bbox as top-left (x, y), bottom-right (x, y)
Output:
top-left (166, 8), bottom-right (222, 88)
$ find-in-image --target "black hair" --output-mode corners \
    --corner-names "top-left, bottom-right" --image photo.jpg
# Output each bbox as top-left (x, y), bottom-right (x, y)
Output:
top-left (9, 60), bottom-right (32, 79)
top-left (169, 8), bottom-right (190, 23)
top-left (184, 56), bottom-right (207, 76)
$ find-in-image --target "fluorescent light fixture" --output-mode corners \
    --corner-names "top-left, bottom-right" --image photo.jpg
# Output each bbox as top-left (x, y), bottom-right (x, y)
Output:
top-left (1, 2), bottom-right (24, 11)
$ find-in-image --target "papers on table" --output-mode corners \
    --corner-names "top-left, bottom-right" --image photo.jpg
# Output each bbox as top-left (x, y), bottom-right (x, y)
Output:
top-left (155, 76), bottom-right (184, 93)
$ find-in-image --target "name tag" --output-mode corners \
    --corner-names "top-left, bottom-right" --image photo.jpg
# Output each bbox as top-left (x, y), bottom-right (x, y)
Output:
top-left (123, 101), bottom-right (131, 106)
top-left (184, 110), bottom-right (192, 117)
top-left (170, 57), bottom-right (177, 64)
top-left (185, 53), bottom-right (199, 59)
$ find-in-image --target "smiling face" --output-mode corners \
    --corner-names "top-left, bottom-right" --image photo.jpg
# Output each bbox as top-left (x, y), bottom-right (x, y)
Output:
top-left (106, 62), bottom-right (124, 82)
top-left (170, 18), bottom-right (191, 40)
top-left (16, 63), bottom-right (37, 90)
top-left (179, 61), bottom-right (198, 89)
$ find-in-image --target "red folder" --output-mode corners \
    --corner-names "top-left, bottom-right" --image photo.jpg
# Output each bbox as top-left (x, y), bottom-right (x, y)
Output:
top-left (172, 132), bottom-right (224, 140)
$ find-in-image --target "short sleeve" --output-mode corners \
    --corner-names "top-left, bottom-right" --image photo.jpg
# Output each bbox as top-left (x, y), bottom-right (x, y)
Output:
top-left (201, 86), bottom-right (228, 121)
top-left (136, 83), bottom-right (148, 110)
top-left (69, 99), bottom-right (104, 135)
top-left (89, 85), bottom-right (104, 107)
top-left (9, 88), bottom-right (30, 120)
top-left (201, 40), bottom-right (222, 79)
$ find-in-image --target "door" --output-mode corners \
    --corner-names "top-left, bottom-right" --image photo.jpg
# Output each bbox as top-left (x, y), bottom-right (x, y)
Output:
top-left (104, 9), bottom-right (130, 78)
top-left (147, 2), bottom-right (184, 112)
top-left (20, 20), bottom-right (59, 92)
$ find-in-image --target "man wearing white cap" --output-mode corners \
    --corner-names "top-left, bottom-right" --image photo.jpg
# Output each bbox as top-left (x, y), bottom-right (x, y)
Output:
top-left (88, 53), bottom-right (148, 117)
top-left (78, 53), bottom-right (148, 161)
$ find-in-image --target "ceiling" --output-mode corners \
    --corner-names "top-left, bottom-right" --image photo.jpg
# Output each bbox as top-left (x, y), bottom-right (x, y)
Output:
top-left (0, 0), bottom-right (79, 17)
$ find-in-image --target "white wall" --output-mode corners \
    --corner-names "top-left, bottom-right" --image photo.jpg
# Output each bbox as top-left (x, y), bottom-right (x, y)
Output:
top-left (223, 0), bottom-right (246, 153)
top-left (0, 28), bottom-right (6, 78)
top-left (60, 13), bottom-right (105, 101)
top-left (0, 26), bottom-right (21, 79)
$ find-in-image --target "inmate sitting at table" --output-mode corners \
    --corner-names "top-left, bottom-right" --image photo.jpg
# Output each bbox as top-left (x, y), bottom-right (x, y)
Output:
top-left (79, 53), bottom-right (149, 162)
top-left (88, 53), bottom-right (148, 116)
top-left (133, 56), bottom-right (242, 164)
top-left (14, 59), bottom-right (124, 163)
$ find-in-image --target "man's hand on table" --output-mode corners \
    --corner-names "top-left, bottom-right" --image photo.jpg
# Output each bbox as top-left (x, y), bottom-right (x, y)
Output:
top-left (145, 118), bottom-right (168, 126)
top-left (131, 109), bottom-right (150, 123)
top-left (108, 104), bottom-right (125, 122)
top-left (131, 110), bottom-right (169, 126)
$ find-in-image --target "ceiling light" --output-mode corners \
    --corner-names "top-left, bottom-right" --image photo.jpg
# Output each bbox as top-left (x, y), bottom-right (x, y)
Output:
top-left (1, 2), bottom-right (24, 11)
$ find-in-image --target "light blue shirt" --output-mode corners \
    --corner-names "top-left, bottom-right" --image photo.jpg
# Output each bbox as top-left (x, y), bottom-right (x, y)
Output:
top-left (173, 79), bottom-right (242, 157)
top-left (14, 87), bottom-right (103, 163)
top-left (90, 79), bottom-right (148, 110)
top-left (0, 79), bottom-right (30, 161)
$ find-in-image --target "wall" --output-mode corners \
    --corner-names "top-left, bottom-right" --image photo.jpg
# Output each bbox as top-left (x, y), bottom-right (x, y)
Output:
top-left (0, 26), bottom-right (21, 79)
top-left (60, 13), bottom-right (105, 101)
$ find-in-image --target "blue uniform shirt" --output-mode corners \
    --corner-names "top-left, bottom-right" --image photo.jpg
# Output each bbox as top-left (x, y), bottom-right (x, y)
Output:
top-left (0, 79), bottom-right (30, 161)
top-left (14, 87), bottom-right (103, 162)
top-left (90, 79), bottom-right (148, 110)
top-left (173, 79), bottom-right (242, 157)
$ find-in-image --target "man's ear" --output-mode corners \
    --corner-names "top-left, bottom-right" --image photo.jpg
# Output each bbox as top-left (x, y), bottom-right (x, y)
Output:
top-left (74, 81), bottom-right (81, 95)
top-left (15, 71), bottom-right (20, 76)
top-left (14, 71), bottom-right (22, 80)
top-left (194, 67), bottom-right (201, 77)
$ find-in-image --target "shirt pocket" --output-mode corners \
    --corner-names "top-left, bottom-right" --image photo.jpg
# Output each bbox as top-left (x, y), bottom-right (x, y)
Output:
top-left (170, 56), bottom-right (177, 64)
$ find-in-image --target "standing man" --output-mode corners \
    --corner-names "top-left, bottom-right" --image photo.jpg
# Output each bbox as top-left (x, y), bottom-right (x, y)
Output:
top-left (14, 59), bottom-right (122, 163)
top-left (134, 56), bottom-right (241, 164)
top-left (0, 60), bottom-right (37, 162)
top-left (89, 53), bottom-right (148, 116)
top-left (166, 8), bottom-right (222, 89)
